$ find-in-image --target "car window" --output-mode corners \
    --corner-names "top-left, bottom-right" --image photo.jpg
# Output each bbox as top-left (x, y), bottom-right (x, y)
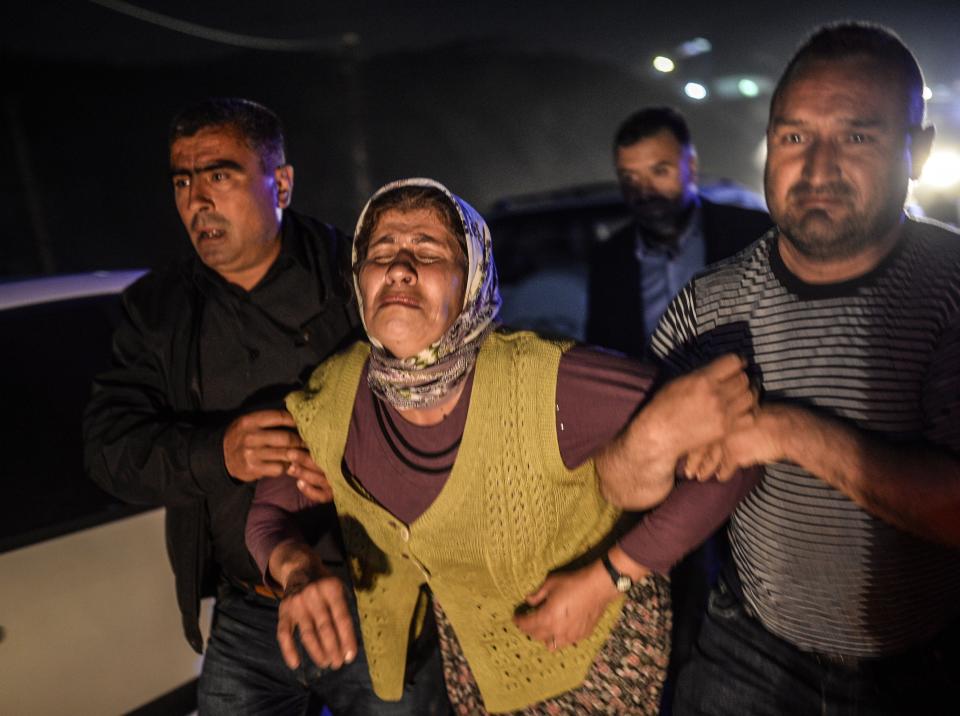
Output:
top-left (0, 293), bottom-right (145, 552)
top-left (486, 197), bottom-right (630, 340)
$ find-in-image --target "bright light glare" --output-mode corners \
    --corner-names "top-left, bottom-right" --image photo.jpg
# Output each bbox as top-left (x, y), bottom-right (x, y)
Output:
top-left (922, 85), bottom-right (933, 100)
top-left (684, 82), bottom-right (708, 100)
top-left (919, 149), bottom-right (960, 188)
top-left (738, 78), bottom-right (760, 97)
top-left (653, 55), bottom-right (675, 73)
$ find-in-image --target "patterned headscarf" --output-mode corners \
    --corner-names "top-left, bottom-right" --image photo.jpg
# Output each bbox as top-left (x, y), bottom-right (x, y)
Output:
top-left (352, 178), bottom-right (502, 409)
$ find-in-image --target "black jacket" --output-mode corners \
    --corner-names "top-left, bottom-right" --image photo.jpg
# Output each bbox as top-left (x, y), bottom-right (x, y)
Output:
top-left (83, 211), bottom-right (359, 652)
top-left (586, 198), bottom-right (773, 357)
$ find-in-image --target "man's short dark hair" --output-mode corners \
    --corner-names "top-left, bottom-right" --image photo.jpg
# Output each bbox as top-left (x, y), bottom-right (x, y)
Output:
top-left (169, 98), bottom-right (286, 169)
top-left (614, 107), bottom-right (691, 151)
top-left (771, 22), bottom-right (925, 125)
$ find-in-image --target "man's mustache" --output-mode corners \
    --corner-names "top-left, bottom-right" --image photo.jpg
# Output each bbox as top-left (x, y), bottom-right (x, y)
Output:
top-left (628, 193), bottom-right (677, 215)
top-left (787, 181), bottom-right (855, 202)
top-left (191, 213), bottom-right (229, 231)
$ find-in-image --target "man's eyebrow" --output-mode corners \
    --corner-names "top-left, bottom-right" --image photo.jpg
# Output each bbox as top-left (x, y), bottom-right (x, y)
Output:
top-left (770, 116), bottom-right (885, 129)
top-left (769, 117), bottom-right (807, 129)
top-left (168, 159), bottom-right (244, 179)
top-left (198, 159), bottom-right (245, 173)
top-left (846, 118), bottom-right (885, 128)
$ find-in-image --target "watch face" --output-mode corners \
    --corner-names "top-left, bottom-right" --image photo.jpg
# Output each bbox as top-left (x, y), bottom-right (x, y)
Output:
top-left (616, 576), bottom-right (632, 593)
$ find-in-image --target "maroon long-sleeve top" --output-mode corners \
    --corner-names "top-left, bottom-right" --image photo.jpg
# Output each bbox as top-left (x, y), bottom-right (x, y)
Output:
top-left (247, 345), bottom-right (757, 582)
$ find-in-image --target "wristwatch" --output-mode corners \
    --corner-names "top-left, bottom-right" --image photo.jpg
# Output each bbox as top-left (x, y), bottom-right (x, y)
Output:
top-left (601, 554), bottom-right (634, 593)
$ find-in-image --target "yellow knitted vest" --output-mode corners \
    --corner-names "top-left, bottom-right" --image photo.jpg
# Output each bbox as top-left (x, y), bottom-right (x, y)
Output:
top-left (288, 330), bottom-right (624, 712)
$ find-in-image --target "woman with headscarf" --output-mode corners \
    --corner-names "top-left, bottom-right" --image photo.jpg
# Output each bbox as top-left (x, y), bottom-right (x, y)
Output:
top-left (246, 178), bottom-right (756, 714)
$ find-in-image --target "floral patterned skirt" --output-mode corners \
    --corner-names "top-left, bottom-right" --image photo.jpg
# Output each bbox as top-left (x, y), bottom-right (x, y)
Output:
top-left (434, 574), bottom-right (671, 715)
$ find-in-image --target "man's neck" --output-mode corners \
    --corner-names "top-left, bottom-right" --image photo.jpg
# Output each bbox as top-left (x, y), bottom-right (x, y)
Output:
top-left (777, 217), bottom-right (905, 285)
top-left (221, 234), bottom-right (283, 292)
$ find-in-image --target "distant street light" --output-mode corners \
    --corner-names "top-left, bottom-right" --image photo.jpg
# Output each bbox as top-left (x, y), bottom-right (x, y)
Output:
top-left (653, 55), bottom-right (675, 73)
top-left (737, 78), bottom-right (760, 97)
top-left (684, 82), bottom-right (708, 100)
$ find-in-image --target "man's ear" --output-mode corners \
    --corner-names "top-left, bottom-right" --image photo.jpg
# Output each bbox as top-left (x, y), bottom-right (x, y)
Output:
top-left (275, 164), bottom-right (295, 208)
top-left (687, 146), bottom-right (700, 187)
top-left (908, 125), bottom-right (935, 181)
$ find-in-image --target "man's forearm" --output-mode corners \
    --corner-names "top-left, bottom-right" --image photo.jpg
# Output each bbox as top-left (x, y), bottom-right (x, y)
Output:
top-left (597, 354), bottom-right (756, 509)
top-left (595, 408), bottom-right (679, 509)
top-left (84, 312), bottom-right (233, 507)
top-left (84, 400), bottom-right (231, 507)
top-left (771, 405), bottom-right (960, 547)
top-left (83, 298), bottom-right (224, 506)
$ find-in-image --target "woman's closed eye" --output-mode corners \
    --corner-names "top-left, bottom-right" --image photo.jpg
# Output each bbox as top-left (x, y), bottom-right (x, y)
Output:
top-left (367, 246), bottom-right (447, 265)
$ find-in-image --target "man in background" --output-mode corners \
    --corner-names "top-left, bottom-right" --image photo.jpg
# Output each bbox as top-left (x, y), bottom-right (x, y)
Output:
top-left (587, 106), bottom-right (772, 355)
top-left (587, 107), bottom-right (772, 704)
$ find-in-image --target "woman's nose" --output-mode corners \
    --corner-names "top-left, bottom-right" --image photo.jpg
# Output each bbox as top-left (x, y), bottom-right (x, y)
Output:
top-left (385, 253), bottom-right (417, 283)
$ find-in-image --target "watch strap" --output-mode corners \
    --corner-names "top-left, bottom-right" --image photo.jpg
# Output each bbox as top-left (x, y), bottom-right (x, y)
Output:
top-left (601, 553), bottom-right (633, 593)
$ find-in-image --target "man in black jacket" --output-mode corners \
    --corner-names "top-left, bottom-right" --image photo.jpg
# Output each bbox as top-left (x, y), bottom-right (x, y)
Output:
top-left (587, 107), bottom-right (773, 356)
top-left (83, 98), bottom-right (446, 715)
top-left (586, 107), bottom-right (772, 712)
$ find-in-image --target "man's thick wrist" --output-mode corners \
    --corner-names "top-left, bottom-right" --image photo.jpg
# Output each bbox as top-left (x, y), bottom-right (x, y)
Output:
top-left (765, 404), bottom-right (800, 463)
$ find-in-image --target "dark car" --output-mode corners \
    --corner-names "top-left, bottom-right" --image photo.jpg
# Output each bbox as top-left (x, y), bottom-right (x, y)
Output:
top-left (487, 180), bottom-right (765, 341)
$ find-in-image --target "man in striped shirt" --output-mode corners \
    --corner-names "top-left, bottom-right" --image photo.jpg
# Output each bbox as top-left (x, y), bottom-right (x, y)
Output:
top-left (601, 23), bottom-right (960, 714)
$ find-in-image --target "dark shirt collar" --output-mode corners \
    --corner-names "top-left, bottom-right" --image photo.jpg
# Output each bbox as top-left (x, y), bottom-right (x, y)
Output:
top-left (768, 219), bottom-right (908, 300)
top-left (191, 211), bottom-right (307, 295)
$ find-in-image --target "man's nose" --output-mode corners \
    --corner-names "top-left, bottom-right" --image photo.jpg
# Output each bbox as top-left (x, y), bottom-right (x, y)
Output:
top-left (187, 180), bottom-right (213, 211)
top-left (801, 138), bottom-right (841, 183)
top-left (630, 177), bottom-right (662, 201)
top-left (625, 174), bottom-right (652, 192)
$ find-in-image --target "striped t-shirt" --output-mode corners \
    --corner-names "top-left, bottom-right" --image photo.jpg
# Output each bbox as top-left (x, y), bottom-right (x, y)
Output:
top-left (650, 218), bottom-right (960, 657)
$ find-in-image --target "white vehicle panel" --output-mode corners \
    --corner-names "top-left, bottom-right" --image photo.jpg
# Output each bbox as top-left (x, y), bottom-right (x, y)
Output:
top-left (0, 509), bottom-right (205, 714)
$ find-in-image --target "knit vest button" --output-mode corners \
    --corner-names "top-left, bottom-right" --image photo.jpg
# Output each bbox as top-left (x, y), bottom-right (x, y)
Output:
top-left (398, 525), bottom-right (410, 541)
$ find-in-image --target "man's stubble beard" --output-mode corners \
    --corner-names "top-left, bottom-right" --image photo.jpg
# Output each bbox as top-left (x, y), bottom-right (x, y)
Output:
top-left (767, 174), bottom-right (907, 262)
top-left (630, 194), bottom-right (694, 244)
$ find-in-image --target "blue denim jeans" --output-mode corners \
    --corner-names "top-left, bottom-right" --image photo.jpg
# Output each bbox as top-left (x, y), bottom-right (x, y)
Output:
top-left (198, 579), bottom-right (450, 716)
top-left (673, 578), bottom-right (958, 716)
